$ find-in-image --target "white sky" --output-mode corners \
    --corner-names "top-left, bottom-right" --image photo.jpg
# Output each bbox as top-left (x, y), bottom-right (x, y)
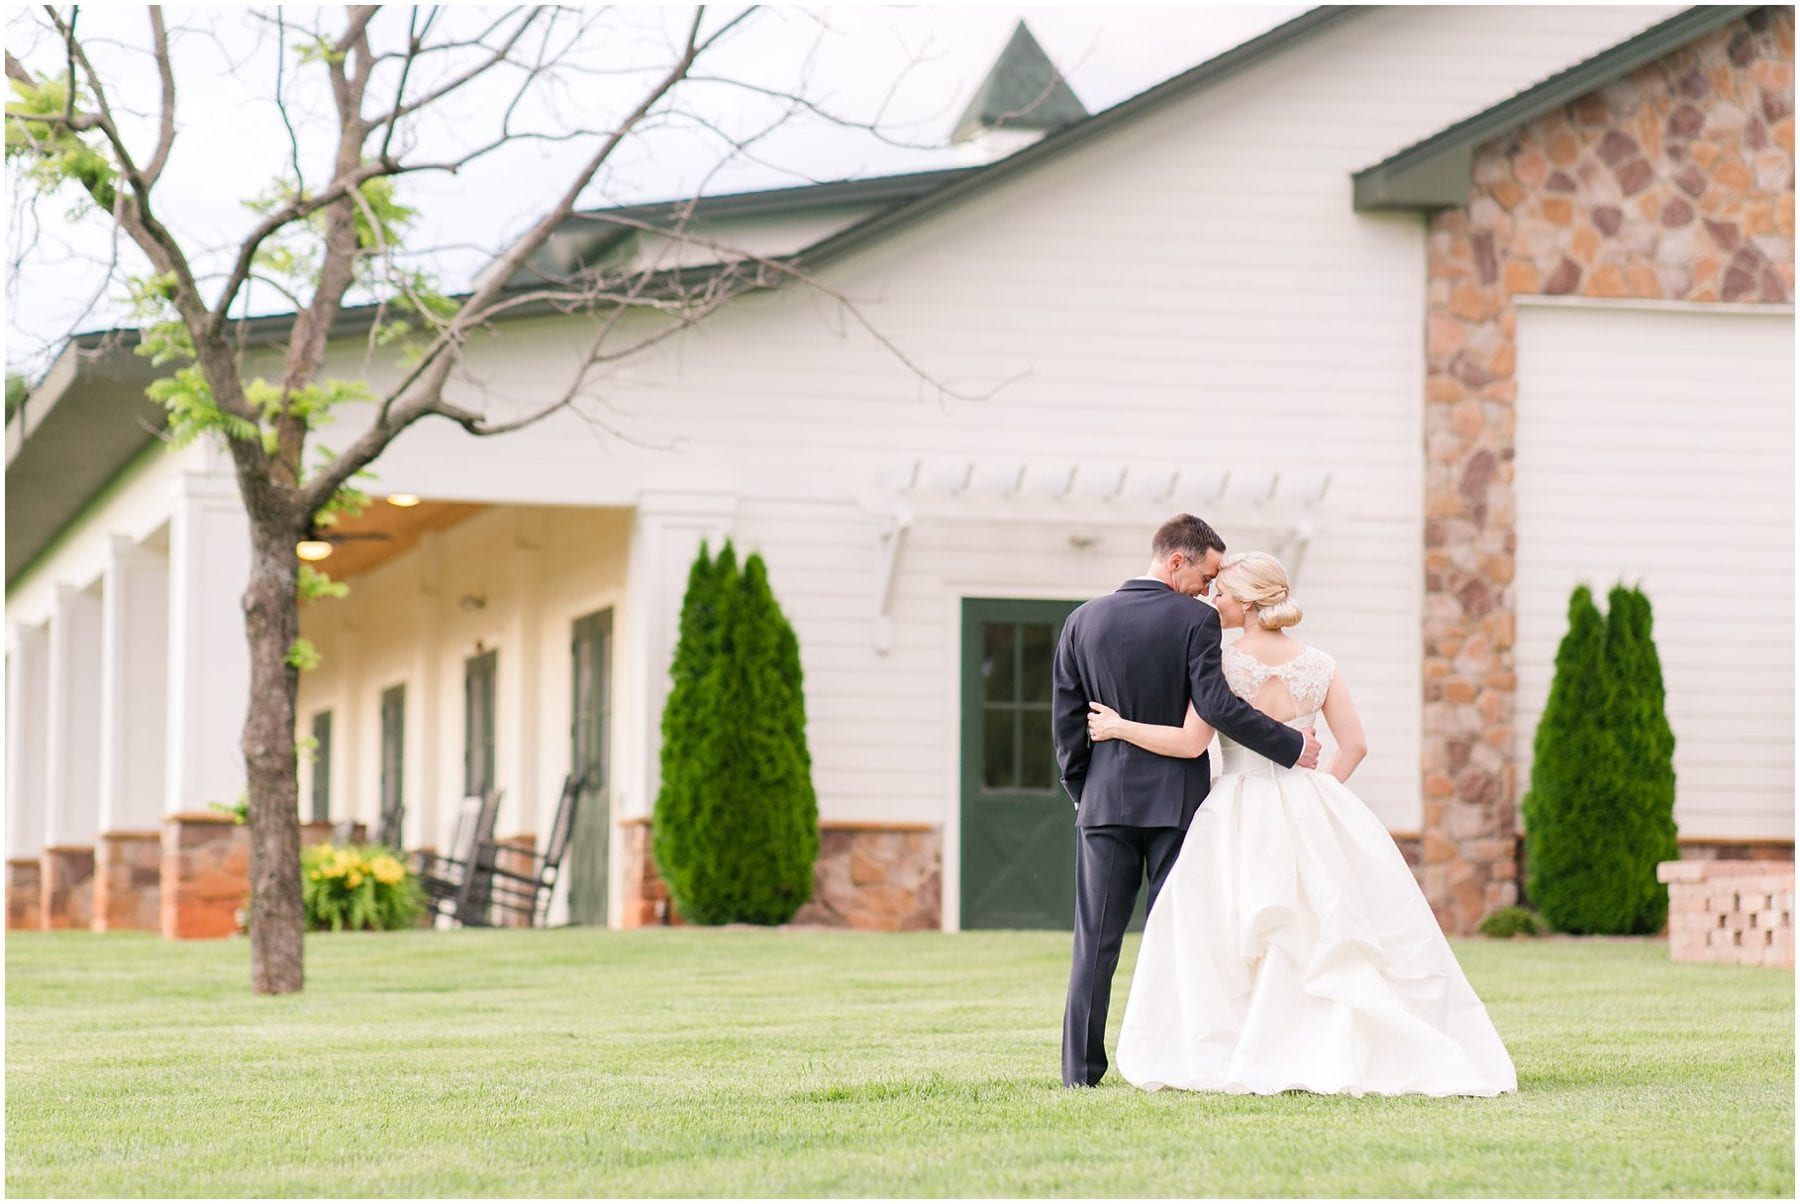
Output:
top-left (4, 4), bottom-right (1306, 378)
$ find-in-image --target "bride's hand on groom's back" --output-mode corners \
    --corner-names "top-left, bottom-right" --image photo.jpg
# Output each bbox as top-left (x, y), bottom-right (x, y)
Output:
top-left (1086, 701), bottom-right (1122, 742)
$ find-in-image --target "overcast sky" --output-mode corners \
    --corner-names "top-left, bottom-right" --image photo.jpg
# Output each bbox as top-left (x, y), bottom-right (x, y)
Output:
top-left (5, 4), bottom-right (1306, 378)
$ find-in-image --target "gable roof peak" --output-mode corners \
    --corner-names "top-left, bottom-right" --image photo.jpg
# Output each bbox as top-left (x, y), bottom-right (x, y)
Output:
top-left (950, 20), bottom-right (1089, 145)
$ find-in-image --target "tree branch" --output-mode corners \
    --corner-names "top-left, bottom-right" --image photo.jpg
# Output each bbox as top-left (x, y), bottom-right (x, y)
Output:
top-left (142, 7), bottom-right (176, 186)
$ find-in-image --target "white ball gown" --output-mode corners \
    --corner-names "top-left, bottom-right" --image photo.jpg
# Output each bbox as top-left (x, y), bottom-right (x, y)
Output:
top-left (1115, 643), bottom-right (1518, 1097)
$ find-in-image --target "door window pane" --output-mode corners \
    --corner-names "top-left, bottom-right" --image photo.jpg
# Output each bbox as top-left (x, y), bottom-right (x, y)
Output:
top-left (982, 706), bottom-right (1016, 790)
top-left (982, 624), bottom-right (1016, 704)
top-left (1019, 624), bottom-right (1055, 702)
top-left (1019, 708), bottom-right (1054, 789)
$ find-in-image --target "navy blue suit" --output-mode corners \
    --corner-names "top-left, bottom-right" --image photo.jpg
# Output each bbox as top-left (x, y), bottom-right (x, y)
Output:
top-left (1052, 577), bottom-right (1303, 1086)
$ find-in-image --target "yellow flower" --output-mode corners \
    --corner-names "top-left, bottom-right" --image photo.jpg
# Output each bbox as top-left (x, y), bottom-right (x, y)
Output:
top-left (346, 870), bottom-right (364, 888)
top-left (370, 855), bottom-right (404, 886)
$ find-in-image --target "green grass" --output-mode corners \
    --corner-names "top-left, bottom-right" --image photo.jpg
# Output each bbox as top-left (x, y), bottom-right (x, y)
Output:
top-left (5, 929), bottom-right (1792, 1197)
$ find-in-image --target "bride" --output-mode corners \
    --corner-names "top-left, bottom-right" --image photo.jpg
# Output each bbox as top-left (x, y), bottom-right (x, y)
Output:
top-left (1086, 551), bottom-right (1517, 1098)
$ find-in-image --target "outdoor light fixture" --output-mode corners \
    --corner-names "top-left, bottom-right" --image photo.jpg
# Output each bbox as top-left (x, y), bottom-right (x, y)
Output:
top-left (296, 540), bottom-right (334, 562)
top-left (386, 494), bottom-right (421, 507)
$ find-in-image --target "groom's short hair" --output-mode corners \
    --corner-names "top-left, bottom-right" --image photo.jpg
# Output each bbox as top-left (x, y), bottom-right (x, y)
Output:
top-left (1152, 514), bottom-right (1226, 561)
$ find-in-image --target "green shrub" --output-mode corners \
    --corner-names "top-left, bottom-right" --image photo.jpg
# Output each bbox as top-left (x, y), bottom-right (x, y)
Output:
top-left (1605, 584), bottom-right (1679, 934)
top-left (1477, 905), bottom-right (1549, 938)
top-left (301, 843), bottom-right (425, 932)
top-left (1522, 584), bottom-right (1679, 935)
top-left (654, 542), bottom-right (819, 925)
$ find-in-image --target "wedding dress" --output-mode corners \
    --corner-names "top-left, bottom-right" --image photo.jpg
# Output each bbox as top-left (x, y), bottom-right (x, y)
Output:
top-left (1115, 643), bottom-right (1518, 1097)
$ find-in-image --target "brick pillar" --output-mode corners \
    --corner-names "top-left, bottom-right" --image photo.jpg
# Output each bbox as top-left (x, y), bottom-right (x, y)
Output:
top-left (617, 818), bottom-right (679, 928)
top-left (40, 845), bottom-right (96, 930)
top-left (7, 858), bottom-right (42, 929)
top-left (93, 831), bottom-right (162, 932)
top-left (161, 813), bottom-right (250, 939)
top-left (494, 834), bottom-right (536, 928)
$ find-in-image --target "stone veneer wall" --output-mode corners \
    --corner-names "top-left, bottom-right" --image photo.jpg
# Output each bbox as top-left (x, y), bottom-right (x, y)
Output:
top-left (93, 831), bottom-right (161, 932)
top-left (793, 824), bottom-right (942, 931)
top-left (161, 813), bottom-right (250, 939)
top-left (618, 818), bottom-right (942, 930)
top-left (7, 858), bottom-right (43, 929)
top-left (40, 846), bottom-right (96, 930)
top-left (1421, 8), bottom-right (1794, 933)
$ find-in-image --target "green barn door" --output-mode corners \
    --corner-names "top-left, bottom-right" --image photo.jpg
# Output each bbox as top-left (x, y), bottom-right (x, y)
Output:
top-left (960, 598), bottom-right (1082, 930)
top-left (565, 609), bottom-right (613, 926)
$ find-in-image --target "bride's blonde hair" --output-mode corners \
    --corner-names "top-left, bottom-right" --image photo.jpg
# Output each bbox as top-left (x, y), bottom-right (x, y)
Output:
top-left (1217, 551), bottom-right (1302, 631)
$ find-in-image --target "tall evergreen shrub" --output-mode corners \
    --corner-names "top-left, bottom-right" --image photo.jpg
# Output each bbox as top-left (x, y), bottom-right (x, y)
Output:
top-left (1522, 586), bottom-right (1622, 933)
top-left (653, 541), bottom-right (819, 925)
top-left (1605, 584), bottom-right (1679, 934)
top-left (1522, 583), bottom-right (1679, 935)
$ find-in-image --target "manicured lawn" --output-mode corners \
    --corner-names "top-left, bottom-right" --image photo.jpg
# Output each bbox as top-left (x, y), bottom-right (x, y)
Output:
top-left (5, 928), bottom-right (1792, 1197)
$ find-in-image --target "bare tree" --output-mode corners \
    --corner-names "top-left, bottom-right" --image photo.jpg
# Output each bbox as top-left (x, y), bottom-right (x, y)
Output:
top-left (6, 4), bottom-right (962, 994)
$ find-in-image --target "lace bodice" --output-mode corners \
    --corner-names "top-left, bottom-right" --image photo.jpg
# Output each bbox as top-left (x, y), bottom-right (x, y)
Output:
top-left (1221, 643), bottom-right (1336, 728)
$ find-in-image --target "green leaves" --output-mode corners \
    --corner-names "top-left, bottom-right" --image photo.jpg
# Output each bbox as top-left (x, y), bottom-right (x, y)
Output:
top-left (5, 73), bottom-right (118, 210)
top-left (285, 637), bottom-right (323, 672)
top-left (653, 541), bottom-right (820, 925)
top-left (297, 563), bottom-right (349, 604)
top-left (1522, 584), bottom-right (1678, 935)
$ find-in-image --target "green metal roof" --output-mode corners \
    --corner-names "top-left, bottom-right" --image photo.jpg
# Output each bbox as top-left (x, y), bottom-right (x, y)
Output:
top-left (950, 21), bottom-right (1089, 143)
top-left (1353, 5), bottom-right (1762, 211)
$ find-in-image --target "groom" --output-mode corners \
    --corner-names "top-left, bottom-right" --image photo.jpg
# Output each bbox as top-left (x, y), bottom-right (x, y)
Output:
top-left (1051, 514), bottom-right (1321, 1088)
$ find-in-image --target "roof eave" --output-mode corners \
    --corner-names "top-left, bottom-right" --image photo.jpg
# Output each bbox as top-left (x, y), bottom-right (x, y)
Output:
top-left (1352, 4), bottom-right (1762, 212)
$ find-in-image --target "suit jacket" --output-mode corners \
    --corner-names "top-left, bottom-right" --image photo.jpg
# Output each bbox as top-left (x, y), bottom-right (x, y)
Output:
top-left (1052, 578), bottom-right (1303, 829)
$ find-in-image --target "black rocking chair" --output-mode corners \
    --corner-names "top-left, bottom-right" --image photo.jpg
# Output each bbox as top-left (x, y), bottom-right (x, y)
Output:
top-left (463, 773), bottom-right (585, 928)
top-left (416, 790), bottom-right (502, 926)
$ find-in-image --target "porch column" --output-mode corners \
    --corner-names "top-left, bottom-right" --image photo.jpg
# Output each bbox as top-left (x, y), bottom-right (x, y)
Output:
top-left (161, 472), bottom-right (252, 939)
top-left (163, 471), bottom-right (251, 815)
top-left (42, 583), bottom-right (102, 929)
top-left (7, 623), bottom-right (50, 928)
top-left (502, 510), bottom-right (544, 836)
top-left (410, 530), bottom-right (446, 852)
top-left (95, 536), bottom-right (170, 931)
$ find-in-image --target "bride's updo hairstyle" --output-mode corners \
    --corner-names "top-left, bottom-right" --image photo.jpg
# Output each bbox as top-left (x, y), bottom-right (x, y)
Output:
top-left (1217, 551), bottom-right (1303, 630)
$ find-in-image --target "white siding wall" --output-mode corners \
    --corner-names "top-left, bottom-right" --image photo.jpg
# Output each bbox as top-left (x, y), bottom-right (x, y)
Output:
top-left (1513, 301), bottom-right (1795, 841)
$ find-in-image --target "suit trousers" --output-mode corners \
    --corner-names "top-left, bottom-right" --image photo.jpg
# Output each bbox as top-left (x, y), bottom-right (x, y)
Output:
top-left (1061, 823), bottom-right (1188, 1087)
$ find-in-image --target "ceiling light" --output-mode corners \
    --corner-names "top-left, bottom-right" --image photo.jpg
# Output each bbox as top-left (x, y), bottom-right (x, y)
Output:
top-left (296, 540), bottom-right (334, 562)
top-left (386, 494), bottom-right (422, 508)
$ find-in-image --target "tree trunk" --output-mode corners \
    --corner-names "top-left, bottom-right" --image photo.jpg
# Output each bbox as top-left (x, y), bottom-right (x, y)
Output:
top-left (242, 520), bottom-right (306, 995)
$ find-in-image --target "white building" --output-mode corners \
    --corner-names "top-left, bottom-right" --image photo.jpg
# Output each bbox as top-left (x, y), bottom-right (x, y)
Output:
top-left (7, 5), bottom-right (1792, 936)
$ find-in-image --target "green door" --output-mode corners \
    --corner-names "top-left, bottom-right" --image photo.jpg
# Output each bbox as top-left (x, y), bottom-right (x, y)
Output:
top-left (565, 609), bottom-right (613, 926)
top-left (960, 598), bottom-right (1082, 930)
top-left (464, 650), bottom-right (497, 798)
top-left (378, 685), bottom-right (405, 848)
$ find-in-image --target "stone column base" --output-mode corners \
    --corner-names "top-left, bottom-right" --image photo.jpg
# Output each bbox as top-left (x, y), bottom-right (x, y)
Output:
top-left (94, 831), bottom-right (162, 932)
top-left (161, 813), bottom-right (250, 940)
top-left (796, 823), bottom-right (942, 931)
top-left (1660, 860), bottom-right (1794, 969)
top-left (618, 819), bottom-right (681, 928)
top-left (40, 846), bottom-right (96, 930)
top-left (7, 858), bottom-right (43, 929)
top-left (493, 834), bottom-right (537, 927)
